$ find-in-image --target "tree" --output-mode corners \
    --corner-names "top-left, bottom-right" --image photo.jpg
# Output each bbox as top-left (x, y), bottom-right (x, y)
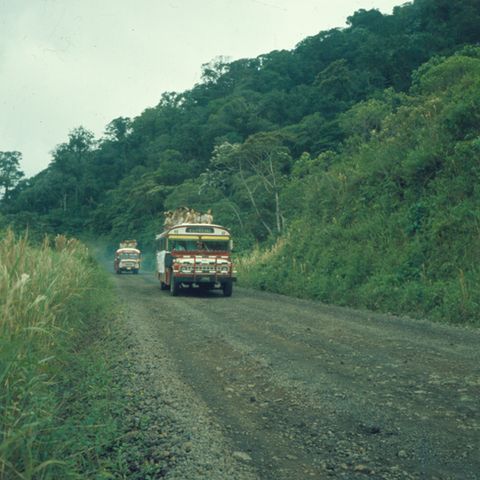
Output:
top-left (49, 127), bottom-right (96, 211)
top-left (0, 151), bottom-right (24, 199)
top-left (204, 133), bottom-right (291, 237)
top-left (240, 132), bottom-right (291, 234)
top-left (201, 56), bottom-right (231, 85)
top-left (104, 116), bottom-right (132, 142)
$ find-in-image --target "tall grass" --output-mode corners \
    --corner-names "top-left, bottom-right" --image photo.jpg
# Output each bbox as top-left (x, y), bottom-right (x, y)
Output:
top-left (0, 230), bottom-right (117, 479)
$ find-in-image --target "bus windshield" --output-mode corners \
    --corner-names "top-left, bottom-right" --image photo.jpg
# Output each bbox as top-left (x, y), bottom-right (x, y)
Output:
top-left (170, 239), bottom-right (230, 252)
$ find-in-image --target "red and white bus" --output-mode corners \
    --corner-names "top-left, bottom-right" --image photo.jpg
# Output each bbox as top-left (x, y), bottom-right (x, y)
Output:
top-left (155, 223), bottom-right (236, 296)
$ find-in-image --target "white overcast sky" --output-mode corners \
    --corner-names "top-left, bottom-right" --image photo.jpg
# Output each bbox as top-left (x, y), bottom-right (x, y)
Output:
top-left (0, 0), bottom-right (404, 177)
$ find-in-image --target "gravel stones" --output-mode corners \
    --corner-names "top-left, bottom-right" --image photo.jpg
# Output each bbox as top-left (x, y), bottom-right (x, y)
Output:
top-left (106, 303), bottom-right (259, 480)
top-left (233, 451), bottom-right (253, 462)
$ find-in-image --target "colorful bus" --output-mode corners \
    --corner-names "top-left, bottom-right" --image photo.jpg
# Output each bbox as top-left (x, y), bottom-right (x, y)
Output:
top-left (114, 240), bottom-right (141, 274)
top-left (155, 223), bottom-right (236, 296)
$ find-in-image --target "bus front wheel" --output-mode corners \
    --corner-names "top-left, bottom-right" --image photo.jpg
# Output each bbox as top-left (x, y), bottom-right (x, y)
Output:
top-left (222, 280), bottom-right (233, 297)
top-left (170, 274), bottom-right (179, 296)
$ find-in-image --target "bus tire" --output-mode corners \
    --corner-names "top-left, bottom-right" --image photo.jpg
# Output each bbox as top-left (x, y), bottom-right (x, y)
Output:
top-left (170, 274), bottom-right (179, 296)
top-left (222, 280), bottom-right (233, 297)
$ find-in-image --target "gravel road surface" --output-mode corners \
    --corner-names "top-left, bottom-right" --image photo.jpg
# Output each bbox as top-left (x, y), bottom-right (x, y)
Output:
top-left (111, 272), bottom-right (479, 479)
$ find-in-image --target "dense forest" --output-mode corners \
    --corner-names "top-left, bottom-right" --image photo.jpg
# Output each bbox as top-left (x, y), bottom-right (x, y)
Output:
top-left (1, 0), bottom-right (479, 324)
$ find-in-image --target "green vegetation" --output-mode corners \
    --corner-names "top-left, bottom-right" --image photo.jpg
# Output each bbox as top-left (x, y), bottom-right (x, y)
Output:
top-left (0, 230), bottom-right (122, 479)
top-left (239, 49), bottom-right (480, 324)
top-left (1, 0), bottom-right (480, 324)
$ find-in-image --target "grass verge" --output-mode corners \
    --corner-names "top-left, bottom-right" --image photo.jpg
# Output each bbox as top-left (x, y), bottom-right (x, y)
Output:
top-left (0, 229), bottom-right (126, 479)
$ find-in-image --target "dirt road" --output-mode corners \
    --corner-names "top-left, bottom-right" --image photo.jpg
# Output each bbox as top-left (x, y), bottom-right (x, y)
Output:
top-left (112, 272), bottom-right (479, 479)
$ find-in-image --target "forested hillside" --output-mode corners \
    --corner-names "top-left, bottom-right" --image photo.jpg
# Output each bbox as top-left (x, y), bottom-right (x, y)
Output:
top-left (2, 0), bottom-right (480, 323)
top-left (240, 49), bottom-right (480, 323)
